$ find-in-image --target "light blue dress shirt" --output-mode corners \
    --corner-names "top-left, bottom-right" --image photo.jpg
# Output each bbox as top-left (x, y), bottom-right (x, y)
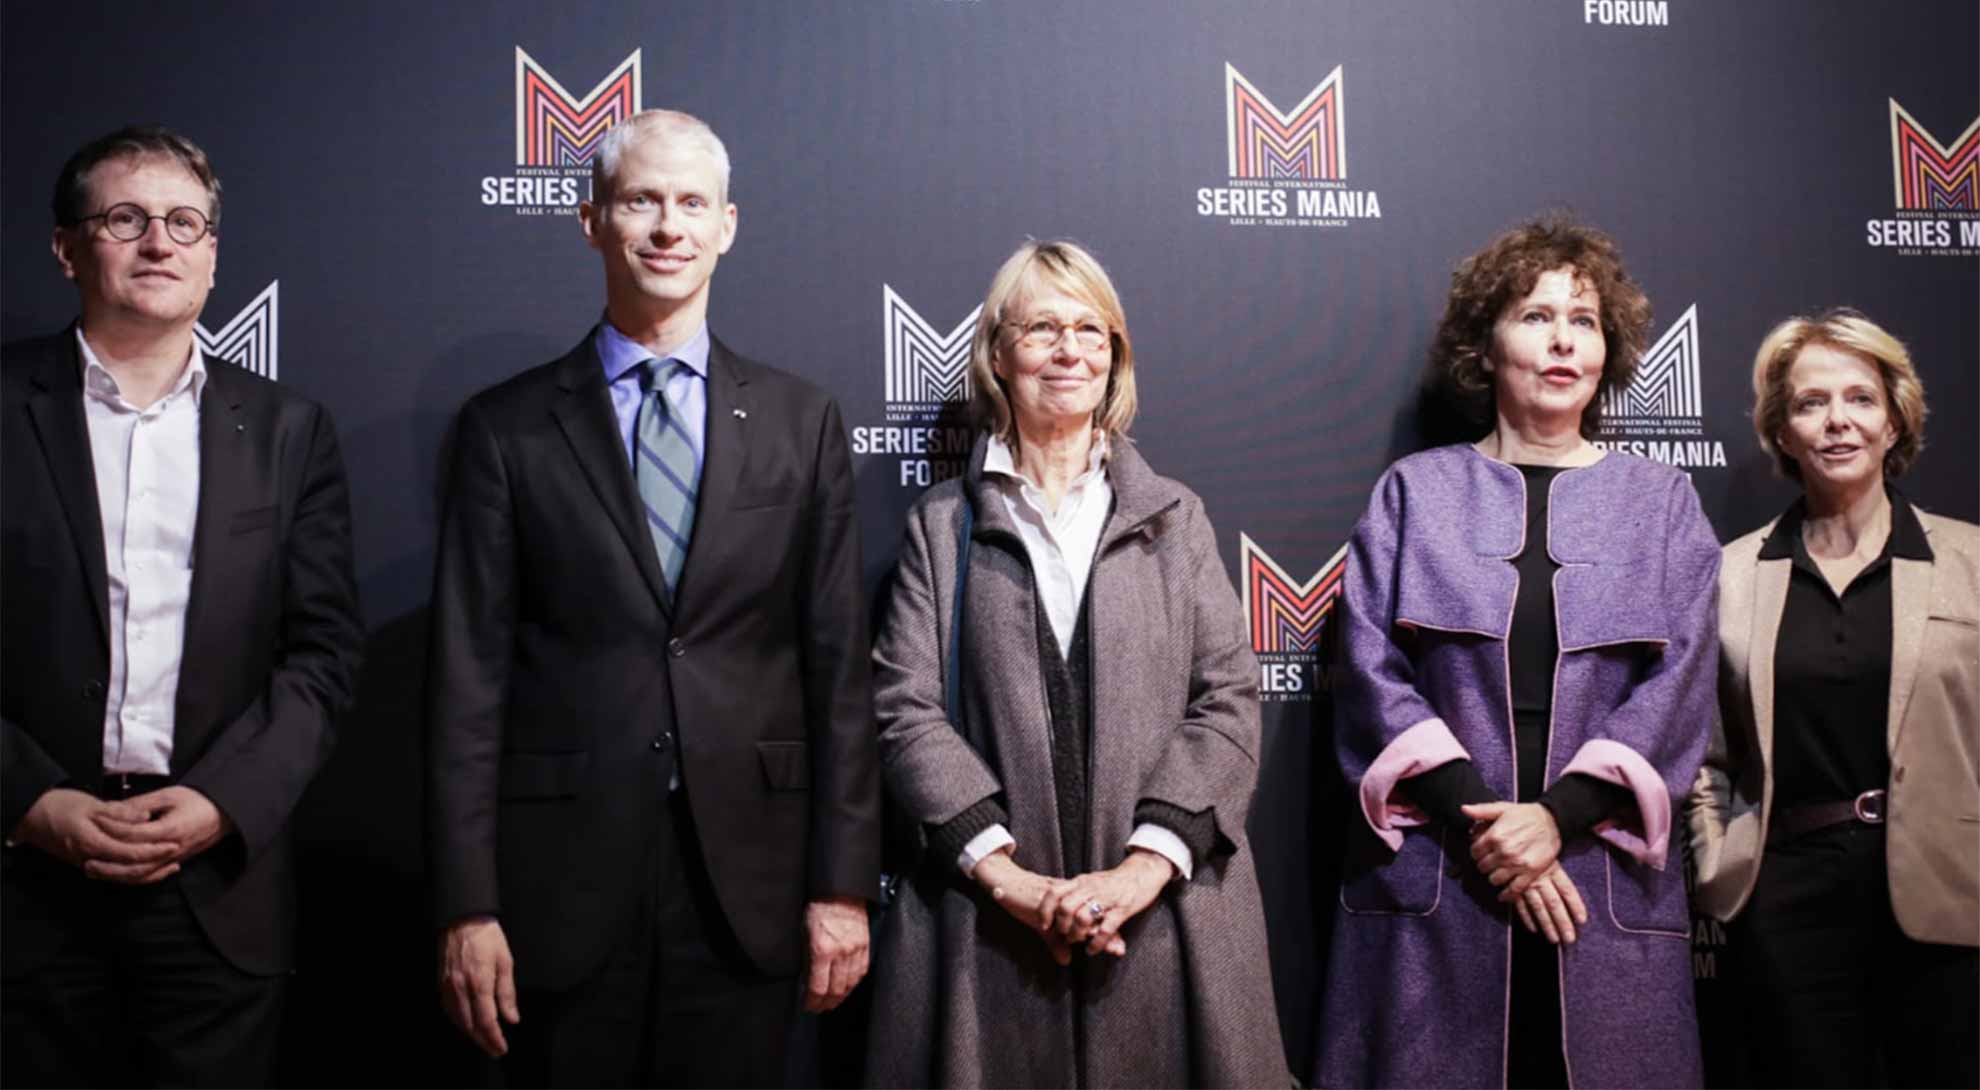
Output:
top-left (594, 319), bottom-right (710, 470)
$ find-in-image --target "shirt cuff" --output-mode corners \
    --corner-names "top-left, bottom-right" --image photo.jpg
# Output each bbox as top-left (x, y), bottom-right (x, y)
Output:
top-left (957, 824), bottom-right (1016, 877)
top-left (1127, 823), bottom-right (1193, 882)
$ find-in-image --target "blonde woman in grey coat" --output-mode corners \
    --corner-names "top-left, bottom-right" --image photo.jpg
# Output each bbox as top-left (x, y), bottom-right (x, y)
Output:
top-left (865, 240), bottom-right (1287, 1088)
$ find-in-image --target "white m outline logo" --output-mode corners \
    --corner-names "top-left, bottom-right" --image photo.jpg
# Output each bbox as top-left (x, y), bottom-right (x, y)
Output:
top-left (195, 280), bottom-right (279, 381)
top-left (1604, 303), bottom-right (1699, 420)
top-left (883, 284), bottom-right (979, 404)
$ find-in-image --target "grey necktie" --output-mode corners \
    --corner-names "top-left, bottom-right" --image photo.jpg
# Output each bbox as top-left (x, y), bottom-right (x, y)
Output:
top-left (634, 358), bottom-right (699, 592)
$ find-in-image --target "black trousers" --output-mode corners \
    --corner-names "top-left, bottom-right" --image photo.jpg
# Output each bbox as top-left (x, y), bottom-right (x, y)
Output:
top-left (1506, 924), bottom-right (1569, 1089)
top-left (0, 874), bottom-right (286, 1088)
top-left (1733, 822), bottom-right (1979, 1089)
top-left (501, 792), bottom-right (801, 1089)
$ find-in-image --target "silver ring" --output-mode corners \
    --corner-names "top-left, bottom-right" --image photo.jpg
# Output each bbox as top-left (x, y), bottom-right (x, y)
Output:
top-left (1085, 899), bottom-right (1106, 921)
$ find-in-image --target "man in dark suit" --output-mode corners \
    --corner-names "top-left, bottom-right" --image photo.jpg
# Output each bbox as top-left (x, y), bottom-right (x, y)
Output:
top-left (428, 109), bottom-right (880, 1087)
top-left (1, 126), bottom-right (365, 1086)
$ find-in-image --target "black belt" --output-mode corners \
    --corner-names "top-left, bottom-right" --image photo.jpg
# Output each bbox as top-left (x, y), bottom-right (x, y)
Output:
top-left (1768, 789), bottom-right (1886, 845)
top-left (96, 772), bottom-right (173, 800)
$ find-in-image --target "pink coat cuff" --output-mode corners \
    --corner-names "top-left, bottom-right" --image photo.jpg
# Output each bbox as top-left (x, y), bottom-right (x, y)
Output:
top-left (1561, 739), bottom-right (1673, 869)
top-left (1359, 718), bottom-right (1470, 852)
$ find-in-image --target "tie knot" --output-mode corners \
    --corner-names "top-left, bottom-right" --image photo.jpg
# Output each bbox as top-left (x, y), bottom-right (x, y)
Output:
top-left (642, 357), bottom-right (680, 394)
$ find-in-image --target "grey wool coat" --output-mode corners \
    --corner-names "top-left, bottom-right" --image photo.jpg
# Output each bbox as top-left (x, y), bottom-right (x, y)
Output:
top-left (865, 436), bottom-right (1288, 1089)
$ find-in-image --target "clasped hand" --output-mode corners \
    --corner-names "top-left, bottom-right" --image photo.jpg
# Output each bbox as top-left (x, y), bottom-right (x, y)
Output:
top-left (1460, 801), bottom-right (1588, 945)
top-left (10, 785), bottom-right (230, 884)
top-left (972, 849), bottom-right (1173, 964)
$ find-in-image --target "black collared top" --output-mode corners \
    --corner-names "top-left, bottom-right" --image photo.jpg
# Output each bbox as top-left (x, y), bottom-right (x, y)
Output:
top-left (1761, 485), bottom-right (1934, 810)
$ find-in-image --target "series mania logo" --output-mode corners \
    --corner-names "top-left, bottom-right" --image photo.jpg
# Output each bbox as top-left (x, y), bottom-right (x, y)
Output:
top-left (480, 48), bottom-right (641, 216)
top-left (195, 280), bottom-right (279, 380)
top-left (849, 286), bottom-right (979, 489)
top-left (1239, 535), bottom-right (1346, 701)
top-left (1196, 63), bottom-right (1381, 228)
top-left (1865, 99), bottom-right (1978, 256)
top-left (1593, 304), bottom-right (1727, 469)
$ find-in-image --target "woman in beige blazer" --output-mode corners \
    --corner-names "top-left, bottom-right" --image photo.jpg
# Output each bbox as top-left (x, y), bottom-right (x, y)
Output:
top-left (1688, 308), bottom-right (1977, 1088)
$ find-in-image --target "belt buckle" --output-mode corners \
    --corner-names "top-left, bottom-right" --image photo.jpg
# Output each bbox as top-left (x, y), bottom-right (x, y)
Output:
top-left (1853, 789), bottom-right (1887, 824)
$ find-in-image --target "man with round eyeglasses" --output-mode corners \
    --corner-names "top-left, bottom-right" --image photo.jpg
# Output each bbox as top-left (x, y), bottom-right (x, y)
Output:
top-left (73, 203), bottom-right (218, 247)
top-left (1, 125), bottom-right (364, 1086)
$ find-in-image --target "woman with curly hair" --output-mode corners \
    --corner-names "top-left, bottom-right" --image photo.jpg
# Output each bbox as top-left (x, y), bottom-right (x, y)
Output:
top-left (1315, 215), bottom-right (1718, 1088)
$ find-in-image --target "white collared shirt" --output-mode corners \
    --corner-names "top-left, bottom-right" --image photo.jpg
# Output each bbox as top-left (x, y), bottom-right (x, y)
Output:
top-left (78, 329), bottom-right (205, 775)
top-left (959, 432), bottom-right (1193, 881)
top-left (982, 432), bottom-right (1113, 658)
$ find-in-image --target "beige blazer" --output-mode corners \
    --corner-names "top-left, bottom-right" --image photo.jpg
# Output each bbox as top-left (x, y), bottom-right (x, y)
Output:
top-left (1688, 504), bottom-right (1980, 946)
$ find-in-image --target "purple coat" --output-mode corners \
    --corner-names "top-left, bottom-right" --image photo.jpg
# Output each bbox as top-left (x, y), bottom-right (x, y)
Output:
top-left (1316, 445), bottom-right (1719, 1089)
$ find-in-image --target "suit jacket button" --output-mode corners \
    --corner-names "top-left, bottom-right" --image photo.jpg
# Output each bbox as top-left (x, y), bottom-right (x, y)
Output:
top-left (1893, 766), bottom-right (1905, 784)
top-left (82, 680), bottom-right (105, 700)
top-left (667, 638), bottom-right (685, 658)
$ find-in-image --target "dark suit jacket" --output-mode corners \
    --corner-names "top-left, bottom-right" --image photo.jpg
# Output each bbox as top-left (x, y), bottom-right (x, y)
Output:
top-left (426, 331), bottom-right (880, 990)
top-left (1, 327), bottom-right (365, 978)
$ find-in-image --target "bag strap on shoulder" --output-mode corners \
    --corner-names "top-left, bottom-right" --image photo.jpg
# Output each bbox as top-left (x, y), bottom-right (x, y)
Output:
top-left (944, 498), bottom-right (973, 725)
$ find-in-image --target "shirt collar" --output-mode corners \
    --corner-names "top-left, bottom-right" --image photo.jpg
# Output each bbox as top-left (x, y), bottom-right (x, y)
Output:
top-left (1759, 482), bottom-right (1934, 564)
top-left (983, 431), bottom-right (1110, 492)
top-left (75, 326), bottom-right (207, 408)
top-left (1885, 486), bottom-right (1934, 561)
top-left (595, 319), bottom-right (711, 385)
top-left (1755, 502), bottom-right (1799, 560)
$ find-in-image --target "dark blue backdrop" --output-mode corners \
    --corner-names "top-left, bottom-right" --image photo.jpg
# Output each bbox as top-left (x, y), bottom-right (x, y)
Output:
top-left (4, 2), bottom-right (1974, 1084)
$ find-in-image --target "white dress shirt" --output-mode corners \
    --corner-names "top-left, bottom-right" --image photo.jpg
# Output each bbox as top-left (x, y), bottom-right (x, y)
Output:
top-left (958, 433), bottom-right (1193, 881)
top-left (78, 330), bottom-right (205, 775)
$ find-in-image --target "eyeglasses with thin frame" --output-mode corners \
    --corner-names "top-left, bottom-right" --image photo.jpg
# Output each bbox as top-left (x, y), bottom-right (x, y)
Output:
top-left (1002, 317), bottom-right (1111, 352)
top-left (70, 203), bottom-right (214, 245)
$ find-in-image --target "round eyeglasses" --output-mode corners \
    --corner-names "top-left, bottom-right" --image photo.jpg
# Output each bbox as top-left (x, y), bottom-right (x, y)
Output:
top-left (1003, 318), bottom-right (1111, 352)
top-left (72, 203), bottom-right (214, 245)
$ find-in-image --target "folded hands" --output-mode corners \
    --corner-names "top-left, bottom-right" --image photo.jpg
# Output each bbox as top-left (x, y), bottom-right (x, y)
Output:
top-left (1462, 801), bottom-right (1589, 944)
top-left (971, 847), bottom-right (1176, 964)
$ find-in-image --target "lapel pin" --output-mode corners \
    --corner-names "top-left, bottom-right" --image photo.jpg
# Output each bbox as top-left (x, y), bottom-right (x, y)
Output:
top-left (732, 408), bottom-right (748, 419)
top-left (235, 423), bottom-right (245, 433)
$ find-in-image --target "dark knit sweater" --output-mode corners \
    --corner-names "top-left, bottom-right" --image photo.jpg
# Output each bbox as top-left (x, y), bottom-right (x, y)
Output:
top-left (927, 550), bottom-right (1217, 874)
